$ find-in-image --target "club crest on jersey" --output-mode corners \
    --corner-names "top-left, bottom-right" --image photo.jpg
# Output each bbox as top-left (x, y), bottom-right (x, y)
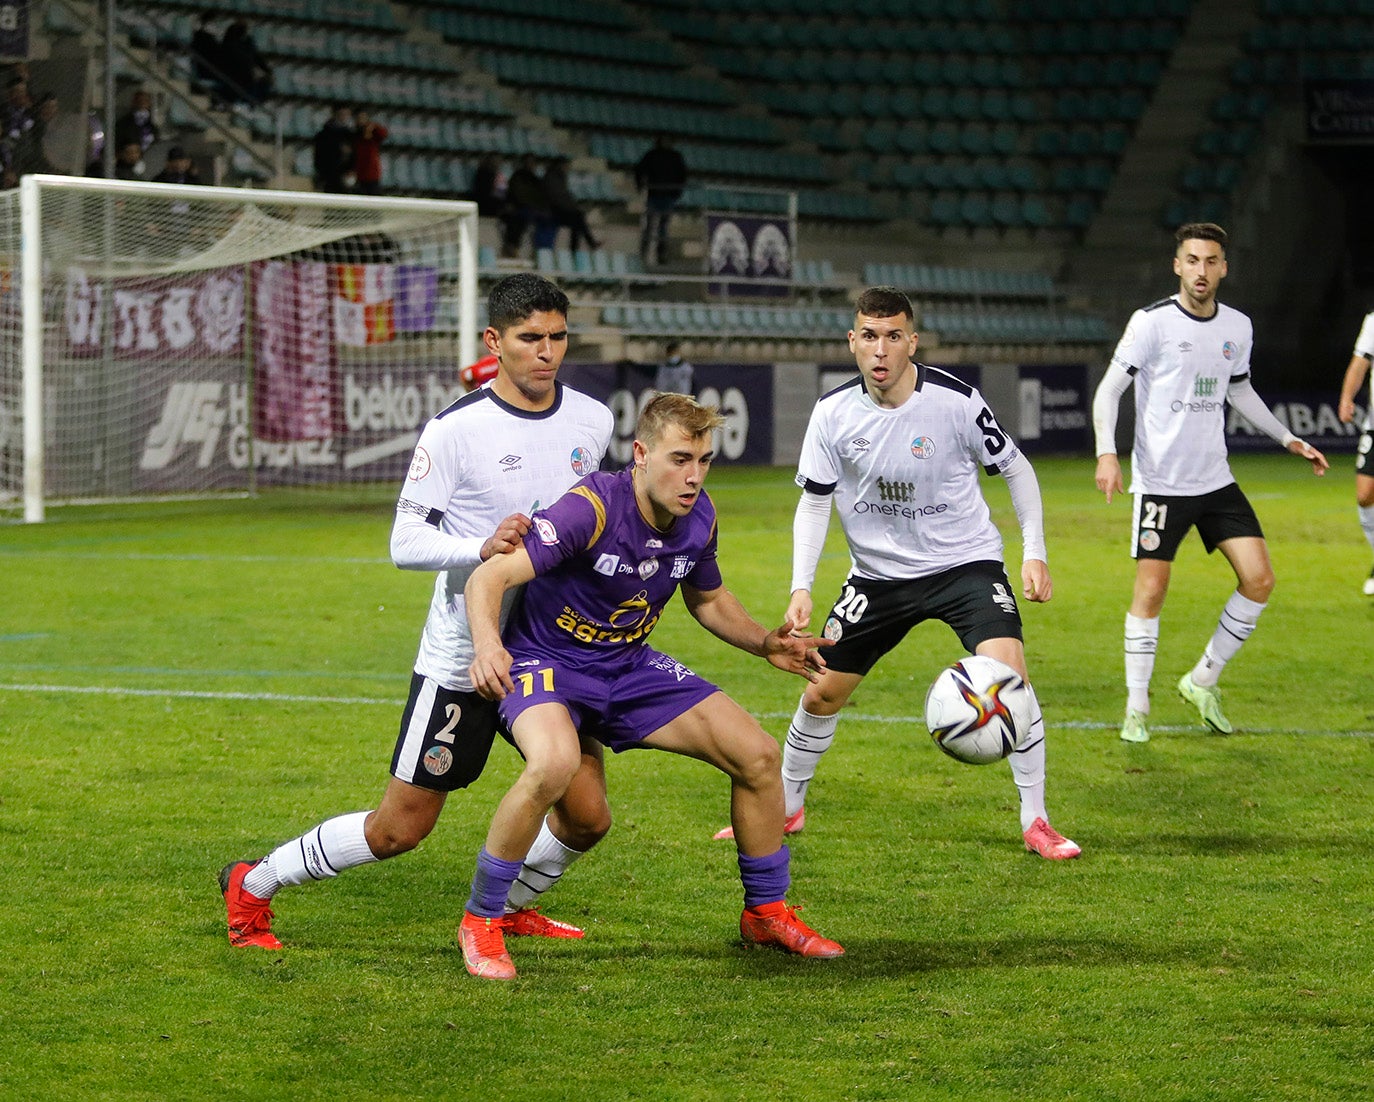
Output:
top-left (536, 517), bottom-right (559, 544)
top-left (570, 446), bottom-right (596, 476)
top-left (1222, 341), bottom-right (1239, 360)
top-left (670, 555), bottom-right (693, 579)
top-left (822, 616), bottom-right (843, 642)
top-left (423, 745), bottom-right (453, 776)
top-left (910, 436), bottom-right (936, 459)
top-left (637, 558), bottom-right (659, 580)
top-left (407, 446), bottom-right (432, 481)
top-left (1139, 529), bottom-right (1161, 552)
top-left (594, 553), bottom-right (621, 577)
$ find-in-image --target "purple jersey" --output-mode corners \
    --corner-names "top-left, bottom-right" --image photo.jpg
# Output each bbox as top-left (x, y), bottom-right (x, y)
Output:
top-left (506, 467), bottom-right (724, 671)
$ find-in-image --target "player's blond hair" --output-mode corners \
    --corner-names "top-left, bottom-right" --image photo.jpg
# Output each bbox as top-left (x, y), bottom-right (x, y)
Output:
top-left (637, 391), bottom-right (724, 446)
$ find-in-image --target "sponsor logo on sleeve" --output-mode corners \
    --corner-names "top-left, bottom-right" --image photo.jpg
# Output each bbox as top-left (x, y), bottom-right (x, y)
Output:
top-left (536, 517), bottom-right (559, 544)
top-left (408, 446), bottom-right (431, 481)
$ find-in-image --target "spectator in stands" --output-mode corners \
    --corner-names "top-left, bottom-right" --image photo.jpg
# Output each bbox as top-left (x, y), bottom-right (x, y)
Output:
top-left (634, 135), bottom-right (687, 267)
top-left (154, 145), bottom-right (201, 185)
top-left (10, 92), bottom-right (60, 177)
top-left (115, 89), bottom-right (158, 154)
top-left (111, 140), bottom-right (146, 181)
top-left (353, 107), bottom-right (387, 195)
top-left (542, 155), bottom-right (599, 252)
top-left (501, 153), bottom-right (553, 258)
top-left (468, 153), bottom-right (506, 218)
top-left (219, 18), bottom-right (272, 107)
top-left (313, 104), bottom-right (354, 194)
top-left (654, 340), bottom-right (695, 396)
top-left (2, 74), bottom-right (33, 152)
top-left (191, 11), bottom-right (227, 104)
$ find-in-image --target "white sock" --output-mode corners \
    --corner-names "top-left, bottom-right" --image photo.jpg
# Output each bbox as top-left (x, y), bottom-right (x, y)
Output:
top-left (505, 817), bottom-right (584, 911)
top-left (1009, 684), bottom-right (1048, 831)
top-left (1124, 613), bottom-right (1159, 714)
top-left (243, 811), bottom-right (378, 899)
top-left (1191, 591), bottom-right (1266, 688)
top-left (1359, 504), bottom-right (1374, 555)
top-left (781, 704), bottom-right (839, 817)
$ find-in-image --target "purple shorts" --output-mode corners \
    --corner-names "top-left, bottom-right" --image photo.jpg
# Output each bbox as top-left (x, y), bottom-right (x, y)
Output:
top-left (497, 646), bottom-right (719, 752)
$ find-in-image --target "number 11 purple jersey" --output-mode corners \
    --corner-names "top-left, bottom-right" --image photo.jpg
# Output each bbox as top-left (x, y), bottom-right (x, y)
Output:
top-left (505, 467), bottom-right (725, 671)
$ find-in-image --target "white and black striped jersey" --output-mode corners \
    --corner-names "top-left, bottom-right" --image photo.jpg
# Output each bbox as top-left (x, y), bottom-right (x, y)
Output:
top-left (394, 381), bottom-right (613, 690)
top-left (796, 366), bottom-right (1022, 581)
top-left (1108, 295), bottom-right (1254, 496)
top-left (1353, 310), bottom-right (1374, 431)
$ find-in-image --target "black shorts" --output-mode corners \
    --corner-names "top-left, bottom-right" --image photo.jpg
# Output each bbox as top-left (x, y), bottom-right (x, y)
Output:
top-left (818, 560), bottom-right (1023, 677)
top-left (389, 672), bottom-right (500, 792)
top-left (1357, 429), bottom-right (1371, 476)
top-left (1130, 482), bottom-right (1263, 561)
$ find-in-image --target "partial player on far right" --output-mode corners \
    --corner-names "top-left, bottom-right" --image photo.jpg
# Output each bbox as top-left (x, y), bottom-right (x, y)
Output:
top-left (1093, 223), bottom-right (1329, 744)
top-left (1336, 309), bottom-right (1374, 595)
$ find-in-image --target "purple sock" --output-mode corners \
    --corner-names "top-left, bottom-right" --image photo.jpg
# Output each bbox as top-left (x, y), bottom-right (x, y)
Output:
top-left (466, 848), bottom-right (524, 919)
top-left (738, 845), bottom-right (790, 909)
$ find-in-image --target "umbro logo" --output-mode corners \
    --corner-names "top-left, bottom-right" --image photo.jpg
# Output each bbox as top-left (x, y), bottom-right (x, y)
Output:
top-left (852, 437), bottom-right (870, 450)
top-left (500, 454), bottom-right (521, 467)
top-left (1178, 341), bottom-right (1192, 353)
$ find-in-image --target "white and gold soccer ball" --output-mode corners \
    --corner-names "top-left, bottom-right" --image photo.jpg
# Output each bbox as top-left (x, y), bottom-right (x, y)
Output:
top-left (924, 655), bottom-right (1031, 765)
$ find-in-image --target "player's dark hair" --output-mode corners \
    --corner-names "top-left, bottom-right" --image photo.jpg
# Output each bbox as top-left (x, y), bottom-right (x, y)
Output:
top-left (487, 273), bottom-right (570, 332)
top-left (1175, 222), bottom-right (1227, 250)
top-left (854, 286), bottom-right (914, 322)
top-left (637, 392), bottom-right (724, 446)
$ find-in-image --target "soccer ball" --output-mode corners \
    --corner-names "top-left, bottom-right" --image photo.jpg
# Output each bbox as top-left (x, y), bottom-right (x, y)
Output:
top-left (924, 655), bottom-right (1031, 765)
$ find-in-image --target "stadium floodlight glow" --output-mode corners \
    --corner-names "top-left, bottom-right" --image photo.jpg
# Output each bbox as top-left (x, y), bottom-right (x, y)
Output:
top-left (1, 174), bottom-right (479, 522)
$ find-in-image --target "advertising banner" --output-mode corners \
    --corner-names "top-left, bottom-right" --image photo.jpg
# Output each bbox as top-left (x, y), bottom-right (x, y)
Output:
top-left (1304, 80), bottom-right (1374, 142)
top-left (1017, 364), bottom-right (1090, 452)
top-left (705, 214), bottom-right (791, 297)
top-left (64, 267), bottom-right (244, 360)
top-left (559, 361), bottom-right (773, 466)
top-left (133, 359), bottom-right (466, 492)
top-left (1227, 391), bottom-right (1363, 453)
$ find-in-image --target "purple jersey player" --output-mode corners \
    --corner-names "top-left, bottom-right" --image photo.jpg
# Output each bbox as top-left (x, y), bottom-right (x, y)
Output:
top-left (456, 393), bottom-right (845, 980)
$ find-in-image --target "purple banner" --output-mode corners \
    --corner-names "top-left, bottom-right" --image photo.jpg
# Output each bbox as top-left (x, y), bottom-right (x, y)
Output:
top-left (1227, 391), bottom-right (1362, 452)
top-left (1017, 364), bottom-right (1089, 452)
top-left (558, 361), bottom-right (773, 465)
top-left (394, 265), bottom-right (438, 332)
top-left (706, 214), bottom-right (791, 297)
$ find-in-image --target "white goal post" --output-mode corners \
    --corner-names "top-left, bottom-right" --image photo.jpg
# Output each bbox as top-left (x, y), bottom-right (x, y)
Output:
top-left (2, 174), bottom-right (479, 522)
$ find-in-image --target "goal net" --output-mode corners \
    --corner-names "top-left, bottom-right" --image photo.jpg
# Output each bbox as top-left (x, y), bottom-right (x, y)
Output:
top-left (1, 175), bottom-right (479, 521)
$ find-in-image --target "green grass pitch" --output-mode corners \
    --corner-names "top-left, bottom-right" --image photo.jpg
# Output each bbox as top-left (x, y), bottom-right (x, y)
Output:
top-left (1, 455), bottom-right (1371, 1100)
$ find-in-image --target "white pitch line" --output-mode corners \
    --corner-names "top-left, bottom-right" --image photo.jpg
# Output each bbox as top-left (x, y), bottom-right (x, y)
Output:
top-left (1, 683), bottom-right (1369, 737)
top-left (0, 683), bottom-right (394, 706)
top-left (0, 551), bottom-right (391, 564)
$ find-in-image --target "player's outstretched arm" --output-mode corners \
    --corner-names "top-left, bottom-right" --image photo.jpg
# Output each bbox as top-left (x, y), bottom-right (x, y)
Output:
top-left (465, 547), bottom-right (537, 700)
top-left (1286, 437), bottom-right (1329, 476)
top-left (682, 584), bottom-right (831, 682)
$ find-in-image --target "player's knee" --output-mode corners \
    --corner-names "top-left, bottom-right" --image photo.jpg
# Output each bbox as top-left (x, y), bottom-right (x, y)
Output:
top-left (520, 749), bottom-right (582, 807)
top-left (1357, 483), bottom-right (1374, 508)
top-left (1247, 570), bottom-right (1276, 602)
top-left (555, 799), bottom-right (612, 850)
top-left (734, 729), bottom-right (782, 788)
top-left (365, 811), bottom-right (432, 858)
